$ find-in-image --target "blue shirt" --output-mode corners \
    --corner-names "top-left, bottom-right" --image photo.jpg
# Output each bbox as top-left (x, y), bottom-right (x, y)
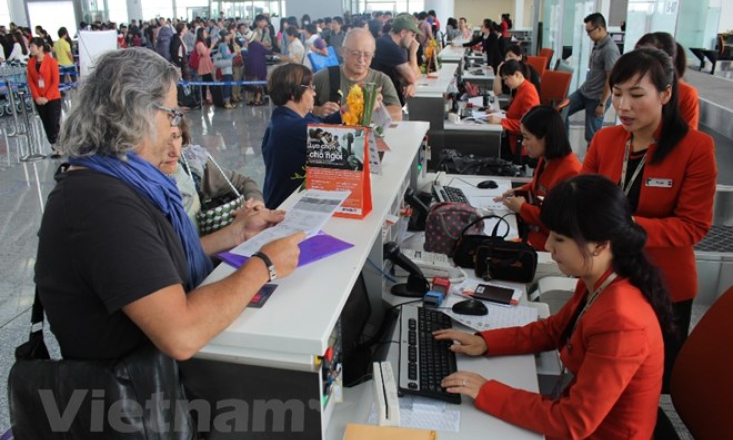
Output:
top-left (262, 106), bottom-right (341, 208)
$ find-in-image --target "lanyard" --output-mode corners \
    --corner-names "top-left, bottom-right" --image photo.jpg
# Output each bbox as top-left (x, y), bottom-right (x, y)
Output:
top-left (620, 137), bottom-right (650, 197)
top-left (551, 272), bottom-right (618, 400)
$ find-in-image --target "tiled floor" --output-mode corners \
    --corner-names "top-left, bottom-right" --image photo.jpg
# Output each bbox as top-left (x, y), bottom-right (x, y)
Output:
top-left (0, 92), bottom-right (729, 437)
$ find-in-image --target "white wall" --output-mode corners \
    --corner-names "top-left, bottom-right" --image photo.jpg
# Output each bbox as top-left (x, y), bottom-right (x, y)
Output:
top-left (8, 0), bottom-right (26, 25)
top-left (284, 0), bottom-right (343, 21)
top-left (454, 0), bottom-right (515, 28)
top-left (720, 0), bottom-right (733, 33)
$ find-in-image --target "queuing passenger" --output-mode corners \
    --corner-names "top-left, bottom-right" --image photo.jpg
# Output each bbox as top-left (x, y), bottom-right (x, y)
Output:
top-left (195, 27), bottom-right (215, 106)
top-left (312, 28), bottom-right (402, 121)
top-left (161, 118), bottom-right (264, 233)
top-left (564, 13), bottom-right (620, 144)
top-left (635, 32), bottom-right (699, 130)
top-left (495, 106), bottom-right (581, 251)
top-left (262, 63), bottom-right (342, 209)
top-left (493, 44), bottom-right (541, 99)
top-left (53, 27), bottom-right (74, 84)
top-left (445, 18), bottom-right (461, 42)
top-left (581, 47), bottom-right (717, 392)
top-left (7, 31), bottom-right (28, 63)
top-left (487, 59), bottom-right (540, 162)
top-left (243, 29), bottom-right (271, 106)
top-left (371, 14), bottom-right (421, 106)
top-left (436, 174), bottom-right (672, 440)
top-left (458, 17), bottom-right (471, 39)
top-left (328, 17), bottom-right (346, 62)
top-left (286, 26), bottom-right (305, 64)
top-left (34, 48), bottom-right (302, 434)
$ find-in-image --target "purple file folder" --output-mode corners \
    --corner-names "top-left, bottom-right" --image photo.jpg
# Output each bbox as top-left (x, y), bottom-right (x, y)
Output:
top-left (218, 233), bottom-right (354, 269)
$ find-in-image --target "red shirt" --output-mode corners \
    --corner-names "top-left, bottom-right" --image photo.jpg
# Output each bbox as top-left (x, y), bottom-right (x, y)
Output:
top-left (582, 124), bottom-right (717, 302)
top-left (27, 54), bottom-right (60, 101)
top-left (518, 153), bottom-right (582, 250)
top-left (678, 80), bottom-right (699, 130)
top-left (501, 80), bottom-right (540, 155)
top-left (476, 276), bottom-right (664, 440)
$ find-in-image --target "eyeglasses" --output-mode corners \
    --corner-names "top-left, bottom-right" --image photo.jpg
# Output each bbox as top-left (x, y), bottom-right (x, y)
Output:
top-left (344, 49), bottom-right (374, 60)
top-left (586, 27), bottom-right (599, 35)
top-left (300, 84), bottom-right (316, 92)
top-left (154, 104), bottom-right (183, 127)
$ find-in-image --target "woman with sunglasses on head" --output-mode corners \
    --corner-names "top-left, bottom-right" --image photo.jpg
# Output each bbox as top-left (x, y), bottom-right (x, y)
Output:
top-left (494, 106), bottom-right (581, 251)
top-left (436, 174), bottom-right (672, 440)
top-left (487, 59), bottom-right (540, 163)
top-left (635, 32), bottom-right (699, 130)
top-left (582, 47), bottom-right (717, 392)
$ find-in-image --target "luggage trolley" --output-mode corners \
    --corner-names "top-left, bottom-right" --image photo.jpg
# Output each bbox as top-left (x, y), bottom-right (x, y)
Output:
top-left (0, 61), bottom-right (46, 162)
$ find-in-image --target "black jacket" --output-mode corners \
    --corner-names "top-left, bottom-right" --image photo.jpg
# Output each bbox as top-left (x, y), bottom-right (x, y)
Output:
top-left (463, 32), bottom-right (501, 70)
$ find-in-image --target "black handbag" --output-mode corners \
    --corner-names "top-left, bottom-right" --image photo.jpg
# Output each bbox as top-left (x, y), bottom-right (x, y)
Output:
top-left (452, 215), bottom-right (510, 269)
top-left (8, 289), bottom-right (195, 440)
top-left (474, 214), bottom-right (538, 283)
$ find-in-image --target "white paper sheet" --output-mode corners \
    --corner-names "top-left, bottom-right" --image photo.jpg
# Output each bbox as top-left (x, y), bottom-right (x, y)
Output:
top-left (367, 395), bottom-right (461, 432)
top-left (230, 190), bottom-right (350, 257)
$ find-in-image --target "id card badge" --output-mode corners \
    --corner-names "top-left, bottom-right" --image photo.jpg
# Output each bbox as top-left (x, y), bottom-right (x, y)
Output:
top-left (645, 178), bottom-right (673, 188)
top-left (38, 79), bottom-right (45, 88)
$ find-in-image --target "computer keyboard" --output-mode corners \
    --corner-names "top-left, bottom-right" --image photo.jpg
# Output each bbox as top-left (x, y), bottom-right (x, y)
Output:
top-left (432, 184), bottom-right (469, 204)
top-left (398, 306), bottom-right (461, 404)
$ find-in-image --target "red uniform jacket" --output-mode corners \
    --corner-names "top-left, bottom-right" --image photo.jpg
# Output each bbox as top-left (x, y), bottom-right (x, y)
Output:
top-left (27, 54), bottom-right (61, 102)
top-left (582, 125), bottom-right (716, 302)
top-left (517, 153), bottom-right (582, 251)
top-left (501, 80), bottom-right (540, 155)
top-left (476, 276), bottom-right (664, 440)
top-left (678, 80), bottom-right (699, 130)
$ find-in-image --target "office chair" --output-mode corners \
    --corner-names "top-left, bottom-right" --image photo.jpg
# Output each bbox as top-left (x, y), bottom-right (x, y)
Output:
top-left (526, 56), bottom-right (547, 77)
top-left (654, 286), bottom-right (733, 440)
top-left (540, 70), bottom-right (572, 107)
top-left (539, 48), bottom-right (554, 69)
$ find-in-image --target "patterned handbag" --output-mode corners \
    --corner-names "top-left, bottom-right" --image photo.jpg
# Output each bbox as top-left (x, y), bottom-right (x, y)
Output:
top-left (183, 152), bottom-right (245, 235)
top-left (423, 202), bottom-right (483, 257)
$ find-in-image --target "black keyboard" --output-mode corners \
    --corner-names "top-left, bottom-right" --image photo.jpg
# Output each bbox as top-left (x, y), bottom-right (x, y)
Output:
top-left (398, 306), bottom-right (461, 404)
top-left (432, 184), bottom-right (469, 204)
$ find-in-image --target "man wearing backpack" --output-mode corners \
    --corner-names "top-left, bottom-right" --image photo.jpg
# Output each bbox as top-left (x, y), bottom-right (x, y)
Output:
top-left (311, 28), bottom-right (402, 121)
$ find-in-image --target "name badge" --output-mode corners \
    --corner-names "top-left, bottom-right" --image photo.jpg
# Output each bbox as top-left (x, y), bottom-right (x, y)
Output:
top-left (38, 79), bottom-right (45, 88)
top-left (645, 178), bottom-right (673, 188)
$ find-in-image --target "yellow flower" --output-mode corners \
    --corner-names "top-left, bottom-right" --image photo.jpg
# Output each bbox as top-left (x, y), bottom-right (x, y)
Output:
top-left (343, 84), bottom-right (365, 126)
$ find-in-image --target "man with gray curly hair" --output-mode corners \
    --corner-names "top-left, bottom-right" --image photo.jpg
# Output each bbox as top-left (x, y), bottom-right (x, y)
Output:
top-left (29, 48), bottom-right (304, 437)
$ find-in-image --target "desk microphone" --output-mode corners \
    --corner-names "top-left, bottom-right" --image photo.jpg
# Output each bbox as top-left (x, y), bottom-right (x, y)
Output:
top-left (383, 242), bottom-right (430, 298)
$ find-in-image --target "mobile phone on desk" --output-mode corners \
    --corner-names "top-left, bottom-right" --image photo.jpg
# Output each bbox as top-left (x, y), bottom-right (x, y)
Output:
top-left (472, 284), bottom-right (515, 305)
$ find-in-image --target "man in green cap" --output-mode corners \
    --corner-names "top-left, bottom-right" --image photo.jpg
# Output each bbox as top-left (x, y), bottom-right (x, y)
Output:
top-left (371, 13), bottom-right (422, 106)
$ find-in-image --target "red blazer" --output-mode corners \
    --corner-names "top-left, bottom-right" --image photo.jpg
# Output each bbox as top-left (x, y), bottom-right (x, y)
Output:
top-left (501, 80), bottom-right (540, 155)
top-left (678, 80), bottom-right (699, 130)
top-left (476, 276), bottom-right (664, 440)
top-left (27, 54), bottom-right (61, 101)
top-left (582, 125), bottom-right (716, 303)
top-left (517, 153), bottom-right (582, 251)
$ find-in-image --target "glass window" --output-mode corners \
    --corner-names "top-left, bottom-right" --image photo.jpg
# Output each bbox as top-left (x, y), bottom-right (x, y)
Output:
top-left (28, 1), bottom-right (78, 40)
top-left (176, 0), bottom-right (209, 20)
top-left (142, 1), bottom-right (174, 20)
top-left (107, 0), bottom-right (129, 24)
top-left (0, 0), bottom-right (10, 27)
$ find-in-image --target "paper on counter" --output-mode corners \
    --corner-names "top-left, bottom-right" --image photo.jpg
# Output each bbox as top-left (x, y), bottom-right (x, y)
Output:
top-left (367, 395), bottom-right (461, 433)
top-left (230, 189), bottom-right (350, 257)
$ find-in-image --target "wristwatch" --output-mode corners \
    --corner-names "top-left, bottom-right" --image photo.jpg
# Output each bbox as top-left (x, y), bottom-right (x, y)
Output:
top-left (598, 102), bottom-right (605, 108)
top-left (252, 251), bottom-right (277, 281)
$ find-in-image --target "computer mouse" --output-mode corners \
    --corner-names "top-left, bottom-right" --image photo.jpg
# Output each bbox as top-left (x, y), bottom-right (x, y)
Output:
top-left (477, 180), bottom-right (499, 189)
top-left (452, 299), bottom-right (488, 316)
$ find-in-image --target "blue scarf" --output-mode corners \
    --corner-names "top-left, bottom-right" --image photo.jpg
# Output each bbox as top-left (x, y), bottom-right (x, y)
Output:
top-left (69, 153), bottom-right (213, 291)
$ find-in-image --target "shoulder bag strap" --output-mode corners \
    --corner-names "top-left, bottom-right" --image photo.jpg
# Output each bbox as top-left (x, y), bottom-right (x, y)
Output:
top-left (496, 212), bottom-right (528, 243)
top-left (459, 214), bottom-right (505, 238)
top-left (205, 152), bottom-right (241, 198)
top-left (328, 65), bottom-right (341, 103)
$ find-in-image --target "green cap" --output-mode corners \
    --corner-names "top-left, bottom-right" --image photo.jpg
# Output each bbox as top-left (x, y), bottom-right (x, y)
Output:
top-left (391, 15), bottom-right (422, 36)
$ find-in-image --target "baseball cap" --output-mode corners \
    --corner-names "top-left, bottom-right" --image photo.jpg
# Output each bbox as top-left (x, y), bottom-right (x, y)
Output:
top-left (391, 15), bottom-right (422, 36)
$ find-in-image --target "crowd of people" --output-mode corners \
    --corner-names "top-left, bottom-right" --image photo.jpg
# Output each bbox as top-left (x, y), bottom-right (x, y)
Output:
top-left (5, 6), bottom-right (719, 440)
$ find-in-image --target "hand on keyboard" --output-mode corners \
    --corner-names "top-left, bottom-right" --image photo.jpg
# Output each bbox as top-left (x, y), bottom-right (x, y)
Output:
top-left (440, 371), bottom-right (488, 400)
top-left (433, 329), bottom-right (488, 356)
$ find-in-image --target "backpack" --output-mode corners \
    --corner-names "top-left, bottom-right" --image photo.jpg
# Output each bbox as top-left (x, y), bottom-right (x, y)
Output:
top-left (189, 47), bottom-right (200, 70)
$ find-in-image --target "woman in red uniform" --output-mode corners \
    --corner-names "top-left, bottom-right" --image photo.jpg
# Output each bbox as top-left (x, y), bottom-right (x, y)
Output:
top-left (635, 32), bottom-right (699, 130)
top-left (436, 174), bottom-right (672, 440)
top-left (582, 47), bottom-right (717, 392)
top-left (495, 105), bottom-right (581, 251)
top-left (488, 59), bottom-right (540, 163)
top-left (27, 37), bottom-right (61, 156)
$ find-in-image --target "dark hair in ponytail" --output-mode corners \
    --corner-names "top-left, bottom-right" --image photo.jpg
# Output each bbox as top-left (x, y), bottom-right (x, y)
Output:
top-left (540, 174), bottom-right (674, 334)
top-left (635, 32), bottom-right (687, 80)
top-left (609, 47), bottom-right (687, 164)
top-left (501, 59), bottom-right (529, 79)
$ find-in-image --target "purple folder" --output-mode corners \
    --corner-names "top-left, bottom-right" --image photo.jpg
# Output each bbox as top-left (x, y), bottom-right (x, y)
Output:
top-left (218, 233), bottom-right (354, 269)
